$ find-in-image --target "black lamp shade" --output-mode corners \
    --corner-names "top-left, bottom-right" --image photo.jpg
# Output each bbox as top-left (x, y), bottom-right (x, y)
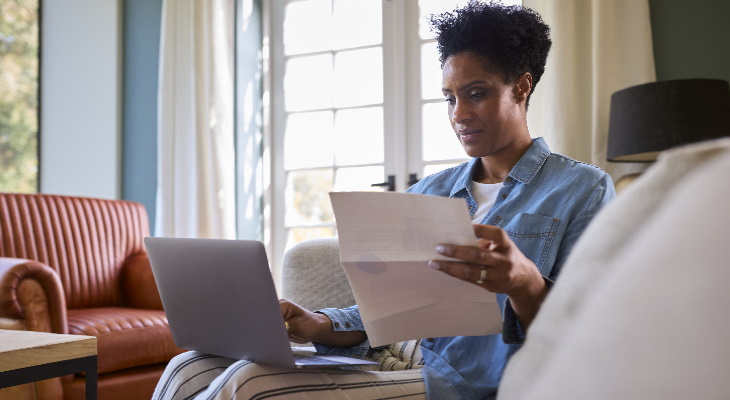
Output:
top-left (607, 79), bottom-right (730, 162)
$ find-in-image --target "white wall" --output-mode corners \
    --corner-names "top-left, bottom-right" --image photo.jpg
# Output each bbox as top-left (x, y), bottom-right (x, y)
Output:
top-left (40, 0), bottom-right (121, 199)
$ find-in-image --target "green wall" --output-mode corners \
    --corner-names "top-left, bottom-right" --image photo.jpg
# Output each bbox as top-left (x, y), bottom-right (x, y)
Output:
top-left (650, 0), bottom-right (730, 83)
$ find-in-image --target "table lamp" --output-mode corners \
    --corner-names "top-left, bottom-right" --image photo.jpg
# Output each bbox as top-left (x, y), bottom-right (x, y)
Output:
top-left (607, 78), bottom-right (730, 190)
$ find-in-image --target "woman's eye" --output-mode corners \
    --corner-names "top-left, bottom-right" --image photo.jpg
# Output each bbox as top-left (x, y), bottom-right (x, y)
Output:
top-left (444, 96), bottom-right (455, 105)
top-left (470, 91), bottom-right (485, 100)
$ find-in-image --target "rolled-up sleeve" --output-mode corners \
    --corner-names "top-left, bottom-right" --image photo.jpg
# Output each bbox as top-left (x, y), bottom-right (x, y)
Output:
top-left (312, 305), bottom-right (373, 358)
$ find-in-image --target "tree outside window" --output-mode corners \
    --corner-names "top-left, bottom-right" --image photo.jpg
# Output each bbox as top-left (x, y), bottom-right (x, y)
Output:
top-left (0, 0), bottom-right (39, 193)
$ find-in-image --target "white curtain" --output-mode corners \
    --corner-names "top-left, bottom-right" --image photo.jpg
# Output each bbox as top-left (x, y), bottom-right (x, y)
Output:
top-left (156, 0), bottom-right (236, 239)
top-left (523, 0), bottom-right (656, 179)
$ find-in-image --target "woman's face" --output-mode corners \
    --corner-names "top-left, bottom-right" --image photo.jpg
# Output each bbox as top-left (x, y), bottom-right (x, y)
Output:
top-left (442, 52), bottom-right (526, 158)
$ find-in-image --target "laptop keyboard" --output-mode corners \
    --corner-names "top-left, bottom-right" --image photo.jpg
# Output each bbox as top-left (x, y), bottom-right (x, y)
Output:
top-left (295, 355), bottom-right (348, 365)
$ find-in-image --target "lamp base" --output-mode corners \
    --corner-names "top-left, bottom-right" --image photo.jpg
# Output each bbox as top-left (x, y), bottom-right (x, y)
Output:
top-left (615, 172), bottom-right (643, 193)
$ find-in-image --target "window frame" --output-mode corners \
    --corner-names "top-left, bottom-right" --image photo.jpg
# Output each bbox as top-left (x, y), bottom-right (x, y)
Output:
top-left (262, 0), bottom-right (480, 284)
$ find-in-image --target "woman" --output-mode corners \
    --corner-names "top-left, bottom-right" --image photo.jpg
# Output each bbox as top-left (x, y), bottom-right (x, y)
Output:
top-left (154, 2), bottom-right (615, 399)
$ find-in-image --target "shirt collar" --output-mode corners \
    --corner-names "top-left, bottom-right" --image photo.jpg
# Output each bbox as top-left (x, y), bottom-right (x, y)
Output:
top-left (450, 137), bottom-right (551, 196)
top-left (508, 137), bottom-right (551, 184)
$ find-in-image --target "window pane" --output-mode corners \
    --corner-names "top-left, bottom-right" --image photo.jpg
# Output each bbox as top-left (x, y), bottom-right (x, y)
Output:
top-left (286, 226), bottom-right (335, 251)
top-left (283, 0), bottom-right (332, 55)
top-left (334, 107), bottom-right (383, 166)
top-left (422, 102), bottom-right (466, 161)
top-left (421, 42), bottom-right (443, 100)
top-left (0, 0), bottom-right (39, 193)
top-left (285, 169), bottom-right (335, 226)
top-left (333, 0), bottom-right (381, 49)
top-left (334, 166), bottom-right (384, 192)
top-left (284, 111), bottom-right (334, 169)
top-left (285, 54), bottom-right (333, 112)
top-left (334, 47), bottom-right (383, 108)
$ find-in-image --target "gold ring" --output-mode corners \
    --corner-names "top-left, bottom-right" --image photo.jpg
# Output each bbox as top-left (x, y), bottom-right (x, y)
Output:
top-left (476, 266), bottom-right (488, 284)
top-left (285, 321), bottom-right (290, 332)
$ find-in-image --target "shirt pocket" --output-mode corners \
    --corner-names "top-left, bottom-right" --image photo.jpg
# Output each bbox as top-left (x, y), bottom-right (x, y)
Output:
top-left (493, 213), bottom-right (560, 275)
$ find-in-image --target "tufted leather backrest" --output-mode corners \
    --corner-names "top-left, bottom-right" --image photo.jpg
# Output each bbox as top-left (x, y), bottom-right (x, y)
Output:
top-left (0, 193), bottom-right (149, 309)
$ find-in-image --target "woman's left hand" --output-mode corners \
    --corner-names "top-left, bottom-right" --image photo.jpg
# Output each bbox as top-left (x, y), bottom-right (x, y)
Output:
top-left (429, 224), bottom-right (549, 328)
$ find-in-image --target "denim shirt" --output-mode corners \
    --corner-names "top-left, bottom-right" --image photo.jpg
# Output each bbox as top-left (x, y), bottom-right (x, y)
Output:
top-left (314, 138), bottom-right (615, 399)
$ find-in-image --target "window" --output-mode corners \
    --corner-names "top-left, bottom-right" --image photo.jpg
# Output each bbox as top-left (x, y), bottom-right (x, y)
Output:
top-left (265, 0), bottom-right (521, 269)
top-left (0, 0), bottom-right (39, 193)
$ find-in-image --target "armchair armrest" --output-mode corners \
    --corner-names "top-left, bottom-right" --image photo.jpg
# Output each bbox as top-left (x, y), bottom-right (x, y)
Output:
top-left (120, 253), bottom-right (163, 310)
top-left (0, 258), bottom-right (67, 333)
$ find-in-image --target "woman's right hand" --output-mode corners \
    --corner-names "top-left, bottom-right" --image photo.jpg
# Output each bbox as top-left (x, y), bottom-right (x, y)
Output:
top-left (279, 299), bottom-right (368, 348)
top-left (279, 299), bottom-right (331, 344)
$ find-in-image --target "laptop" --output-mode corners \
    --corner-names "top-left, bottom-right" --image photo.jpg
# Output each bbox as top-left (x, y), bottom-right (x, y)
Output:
top-left (144, 237), bottom-right (378, 369)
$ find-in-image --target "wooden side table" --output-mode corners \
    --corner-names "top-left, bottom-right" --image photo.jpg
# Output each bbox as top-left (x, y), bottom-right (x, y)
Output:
top-left (0, 329), bottom-right (97, 400)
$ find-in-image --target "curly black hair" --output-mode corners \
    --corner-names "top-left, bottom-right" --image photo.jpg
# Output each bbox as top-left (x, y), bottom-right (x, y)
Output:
top-left (430, 1), bottom-right (551, 105)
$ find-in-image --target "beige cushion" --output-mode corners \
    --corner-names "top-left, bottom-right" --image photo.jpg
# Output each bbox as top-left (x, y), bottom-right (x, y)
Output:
top-left (281, 238), bottom-right (356, 311)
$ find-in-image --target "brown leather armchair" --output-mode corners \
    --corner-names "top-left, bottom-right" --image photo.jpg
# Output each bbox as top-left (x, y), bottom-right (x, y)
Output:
top-left (0, 193), bottom-right (185, 400)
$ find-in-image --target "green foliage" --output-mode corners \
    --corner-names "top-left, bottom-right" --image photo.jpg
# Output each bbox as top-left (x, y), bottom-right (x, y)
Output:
top-left (292, 170), bottom-right (334, 224)
top-left (0, 0), bottom-right (39, 193)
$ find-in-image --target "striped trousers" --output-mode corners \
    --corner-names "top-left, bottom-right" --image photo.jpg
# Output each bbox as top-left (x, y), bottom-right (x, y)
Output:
top-left (153, 341), bottom-right (426, 400)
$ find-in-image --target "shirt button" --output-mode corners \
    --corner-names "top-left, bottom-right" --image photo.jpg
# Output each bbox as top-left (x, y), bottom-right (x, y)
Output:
top-left (505, 177), bottom-right (512, 183)
top-left (334, 322), bottom-right (340, 328)
top-left (345, 322), bottom-right (352, 328)
top-left (502, 194), bottom-right (508, 199)
top-left (427, 338), bottom-right (435, 342)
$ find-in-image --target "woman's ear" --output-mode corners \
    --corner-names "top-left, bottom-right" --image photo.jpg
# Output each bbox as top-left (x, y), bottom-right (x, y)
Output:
top-left (514, 72), bottom-right (533, 103)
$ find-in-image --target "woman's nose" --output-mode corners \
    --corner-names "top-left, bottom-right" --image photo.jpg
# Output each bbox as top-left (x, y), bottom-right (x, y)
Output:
top-left (451, 101), bottom-right (470, 124)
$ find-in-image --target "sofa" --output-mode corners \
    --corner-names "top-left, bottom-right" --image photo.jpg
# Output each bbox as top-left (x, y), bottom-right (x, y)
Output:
top-left (0, 193), bottom-right (185, 400)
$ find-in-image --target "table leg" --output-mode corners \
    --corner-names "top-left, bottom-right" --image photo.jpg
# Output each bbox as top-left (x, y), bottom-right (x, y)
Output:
top-left (84, 356), bottom-right (97, 400)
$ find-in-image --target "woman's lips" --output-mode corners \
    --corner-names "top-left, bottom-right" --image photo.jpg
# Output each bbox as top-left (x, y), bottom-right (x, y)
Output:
top-left (457, 128), bottom-right (481, 142)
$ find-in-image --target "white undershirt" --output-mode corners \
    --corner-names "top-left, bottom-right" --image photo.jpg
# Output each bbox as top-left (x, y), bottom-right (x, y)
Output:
top-left (471, 181), bottom-right (504, 223)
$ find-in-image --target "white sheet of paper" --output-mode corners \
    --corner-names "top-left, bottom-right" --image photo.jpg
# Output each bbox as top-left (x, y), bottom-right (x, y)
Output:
top-left (329, 191), bottom-right (502, 347)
